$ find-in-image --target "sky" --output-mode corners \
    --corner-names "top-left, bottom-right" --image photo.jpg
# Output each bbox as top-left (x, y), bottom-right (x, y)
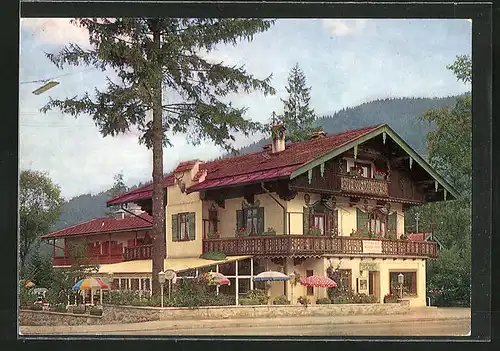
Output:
top-left (19, 18), bottom-right (472, 200)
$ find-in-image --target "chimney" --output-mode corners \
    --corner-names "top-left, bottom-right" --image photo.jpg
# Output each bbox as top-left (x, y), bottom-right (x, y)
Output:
top-left (311, 130), bottom-right (326, 140)
top-left (112, 211), bottom-right (125, 220)
top-left (271, 123), bottom-right (286, 153)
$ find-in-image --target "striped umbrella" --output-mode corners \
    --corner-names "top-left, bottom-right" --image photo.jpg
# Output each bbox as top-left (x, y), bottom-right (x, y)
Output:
top-left (300, 275), bottom-right (337, 288)
top-left (72, 278), bottom-right (109, 291)
top-left (207, 272), bottom-right (230, 286)
top-left (72, 278), bottom-right (109, 305)
top-left (253, 271), bottom-right (290, 282)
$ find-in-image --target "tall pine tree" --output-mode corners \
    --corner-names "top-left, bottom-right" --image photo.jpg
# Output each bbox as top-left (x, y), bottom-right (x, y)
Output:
top-left (41, 18), bottom-right (275, 294)
top-left (279, 63), bottom-right (318, 142)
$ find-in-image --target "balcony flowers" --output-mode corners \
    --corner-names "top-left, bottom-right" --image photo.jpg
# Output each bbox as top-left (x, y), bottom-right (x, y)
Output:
top-left (207, 231), bottom-right (220, 239)
top-left (307, 225), bottom-right (322, 236)
top-left (383, 293), bottom-right (398, 303)
top-left (400, 234), bottom-right (409, 240)
top-left (235, 228), bottom-right (250, 238)
top-left (262, 227), bottom-right (277, 236)
top-left (373, 168), bottom-right (387, 180)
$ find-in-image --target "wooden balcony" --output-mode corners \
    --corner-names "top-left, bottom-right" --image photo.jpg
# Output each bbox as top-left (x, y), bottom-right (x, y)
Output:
top-left (339, 175), bottom-right (389, 197)
top-left (124, 244), bottom-right (153, 261)
top-left (203, 235), bottom-right (438, 258)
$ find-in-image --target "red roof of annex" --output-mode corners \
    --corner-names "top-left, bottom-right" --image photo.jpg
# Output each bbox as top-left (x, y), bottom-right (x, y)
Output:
top-left (41, 213), bottom-right (153, 239)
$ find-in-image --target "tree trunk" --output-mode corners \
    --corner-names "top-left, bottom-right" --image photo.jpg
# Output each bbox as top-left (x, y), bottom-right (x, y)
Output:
top-left (151, 23), bottom-right (165, 296)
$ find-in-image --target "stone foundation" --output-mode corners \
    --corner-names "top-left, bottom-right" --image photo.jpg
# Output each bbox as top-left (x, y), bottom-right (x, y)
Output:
top-left (20, 301), bottom-right (410, 326)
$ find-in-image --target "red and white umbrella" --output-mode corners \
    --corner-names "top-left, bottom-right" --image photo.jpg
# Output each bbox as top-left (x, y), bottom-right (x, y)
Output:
top-left (300, 275), bottom-right (337, 288)
top-left (206, 272), bottom-right (231, 286)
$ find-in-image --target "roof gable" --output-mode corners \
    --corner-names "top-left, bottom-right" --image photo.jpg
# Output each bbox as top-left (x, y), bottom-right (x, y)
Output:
top-left (289, 124), bottom-right (460, 200)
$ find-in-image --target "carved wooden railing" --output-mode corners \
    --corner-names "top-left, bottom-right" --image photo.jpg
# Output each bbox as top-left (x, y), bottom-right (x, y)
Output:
top-left (124, 244), bottom-right (153, 261)
top-left (339, 175), bottom-right (389, 197)
top-left (203, 236), bottom-right (438, 258)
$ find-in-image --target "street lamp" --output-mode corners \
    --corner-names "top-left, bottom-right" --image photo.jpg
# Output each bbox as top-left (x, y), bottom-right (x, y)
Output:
top-left (32, 80), bottom-right (60, 95)
top-left (398, 273), bottom-right (404, 299)
top-left (289, 272), bottom-right (296, 305)
top-left (415, 212), bottom-right (420, 233)
top-left (158, 271), bottom-right (166, 308)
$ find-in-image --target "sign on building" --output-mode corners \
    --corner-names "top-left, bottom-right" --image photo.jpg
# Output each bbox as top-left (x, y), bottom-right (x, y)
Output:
top-left (359, 262), bottom-right (379, 271)
top-left (362, 240), bottom-right (382, 254)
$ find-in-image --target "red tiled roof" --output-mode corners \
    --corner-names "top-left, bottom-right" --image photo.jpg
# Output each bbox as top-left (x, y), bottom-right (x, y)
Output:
top-left (107, 125), bottom-right (382, 205)
top-left (106, 174), bottom-right (175, 206)
top-left (188, 165), bottom-right (297, 192)
top-left (174, 160), bottom-right (199, 173)
top-left (407, 233), bottom-right (432, 241)
top-left (41, 213), bottom-right (153, 239)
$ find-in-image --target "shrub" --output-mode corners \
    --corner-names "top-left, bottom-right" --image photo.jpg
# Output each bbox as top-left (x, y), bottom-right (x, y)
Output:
top-left (316, 297), bottom-right (331, 304)
top-left (244, 290), bottom-right (269, 305)
top-left (210, 294), bottom-right (236, 306)
top-left (89, 307), bottom-right (103, 316)
top-left (239, 297), bottom-right (261, 305)
top-left (54, 303), bottom-right (67, 313)
top-left (72, 305), bottom-right (86, 314)
top-left (31, 304), bottom-right (43, 311)
top-left (109, 290), bottom-right (140, 306)
top-left (297, 296), bottom-right (310, 306)
top-left (199, 251), bottom-right (227, 260)
top-left (331, 297), bottom-right (346, 304)
top-left (273, 295), bottom-right (290, 305)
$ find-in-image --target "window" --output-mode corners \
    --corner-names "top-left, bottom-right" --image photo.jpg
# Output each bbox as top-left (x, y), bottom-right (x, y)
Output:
top-left (306, 270), bottom-right (314, 296)
top-left (303, 204), bottom-right (338, 236)
top-left (312, 214), bottom-right (325, 234)
top-left (236, 207), bottom-right (264, 235)
top-left (357, 209), bottom-right (397, 236)
top-left (354, 162), bottom-right (371, 178)
top-left (54, 239), bottom-right (65, 258)
top-left (172, 212), bottom-right (196, 241)
top-left (208, 209), bottom-right (218, 235)
top-left (389, 272), bottom-right (417, 296)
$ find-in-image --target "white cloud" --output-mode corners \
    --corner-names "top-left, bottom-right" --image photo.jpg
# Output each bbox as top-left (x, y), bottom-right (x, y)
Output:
top-left (21, 18), bottom-right (91, 48)
top-left (321, 19), bottom-right (368, 36)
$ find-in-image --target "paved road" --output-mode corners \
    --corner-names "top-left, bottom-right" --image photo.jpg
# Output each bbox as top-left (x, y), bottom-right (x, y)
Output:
top-left (20, 307), bottom-right (471, 337)
top-left (112, 319), bottom-right (470, 336)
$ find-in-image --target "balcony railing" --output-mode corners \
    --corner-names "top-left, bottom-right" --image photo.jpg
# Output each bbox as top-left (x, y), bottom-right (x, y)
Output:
top-left (124, 244), bottom-right (153, 261)
top-left (339, 175), bottom-right (389, 197)
top-left (203, 235), bottom-right (438, 258)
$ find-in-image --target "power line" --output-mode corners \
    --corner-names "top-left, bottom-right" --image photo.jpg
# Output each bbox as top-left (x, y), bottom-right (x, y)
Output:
top-left (19, 68), bottom-right (98, 85)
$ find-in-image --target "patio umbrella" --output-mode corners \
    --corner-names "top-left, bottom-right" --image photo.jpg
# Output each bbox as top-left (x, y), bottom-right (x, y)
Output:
top-left (72, 278), bottom-right (109, 305)
top-left (300, 275), bottom-right (337, 303)
top-left (24, 280), bottom-right (35, 288)
top-left (207, 272), bottom-right (231, 286)
top-left (253, 271), bottom-right (290, 282)
top-left (300, 275), bottom-right (337, 288)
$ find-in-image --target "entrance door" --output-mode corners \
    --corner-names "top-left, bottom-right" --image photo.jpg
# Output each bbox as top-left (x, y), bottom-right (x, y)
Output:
top-left (368, 271), bottom-right (380, 302)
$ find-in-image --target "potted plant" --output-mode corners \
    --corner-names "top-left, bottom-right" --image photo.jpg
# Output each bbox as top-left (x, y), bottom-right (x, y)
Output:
top-left (263, 227), bottom-right (277, 236)
top-left (235, 228), bottom-right (250, 238)
top-left (297, 296), bottom-right (310, 306)
top-left (207, 231), bottom-right (219, 239)
top-left (373, 169), bottom-right (387, 180)
top-left (383, 293), bottom-right (398, 303)
top-left (307, 225), bottom-right (322, 236)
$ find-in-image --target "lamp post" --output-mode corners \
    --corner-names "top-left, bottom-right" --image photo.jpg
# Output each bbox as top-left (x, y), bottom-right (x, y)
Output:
top-left (398, 273), bottom-right (404, 300)
top-left (415, 212), bottom-right (420, 233)
top-left (289, 272), bottom-right (296, 305)
top-left (158, 271), bottom-right (166, 308)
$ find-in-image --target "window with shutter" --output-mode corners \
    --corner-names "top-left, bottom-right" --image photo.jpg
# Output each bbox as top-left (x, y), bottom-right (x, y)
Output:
top-left (171, 214), bottom-right (179, 242)
top-left (257, 207), bottom-right (264, 235)
top-left (356, 208), bottom-right (369, 236)
top-left (303, 206), bottom-right (310, 235)
top-left (187, 212), bottom-right (196, 240)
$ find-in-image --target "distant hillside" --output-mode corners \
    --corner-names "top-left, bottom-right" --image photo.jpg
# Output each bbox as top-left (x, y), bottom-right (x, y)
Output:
top-left (43, 96), bottom-right (459, 242)
top-left (233, 96), bottom-right (459, 157)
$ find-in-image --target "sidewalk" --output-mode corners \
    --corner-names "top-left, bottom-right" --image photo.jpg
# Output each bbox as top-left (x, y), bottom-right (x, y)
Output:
top-left (20, 307), bottom-right (471, 335)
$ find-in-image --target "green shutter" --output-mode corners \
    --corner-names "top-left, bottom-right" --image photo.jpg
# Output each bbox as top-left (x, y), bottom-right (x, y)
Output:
top-left (356, 208), bottom-right (369, 235)
top-left (388, 212), bottom-right (397, 234)
top-left (236, 210), bottom-right (244, 232)
top-left (171, 214), bottom-right (179, 242)
top-left (187, 213), bottom-right (196, 240)
top-left (257, 207), bottom-right (265, 235)
top-left (303, 206), bottom-right (310, 235)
